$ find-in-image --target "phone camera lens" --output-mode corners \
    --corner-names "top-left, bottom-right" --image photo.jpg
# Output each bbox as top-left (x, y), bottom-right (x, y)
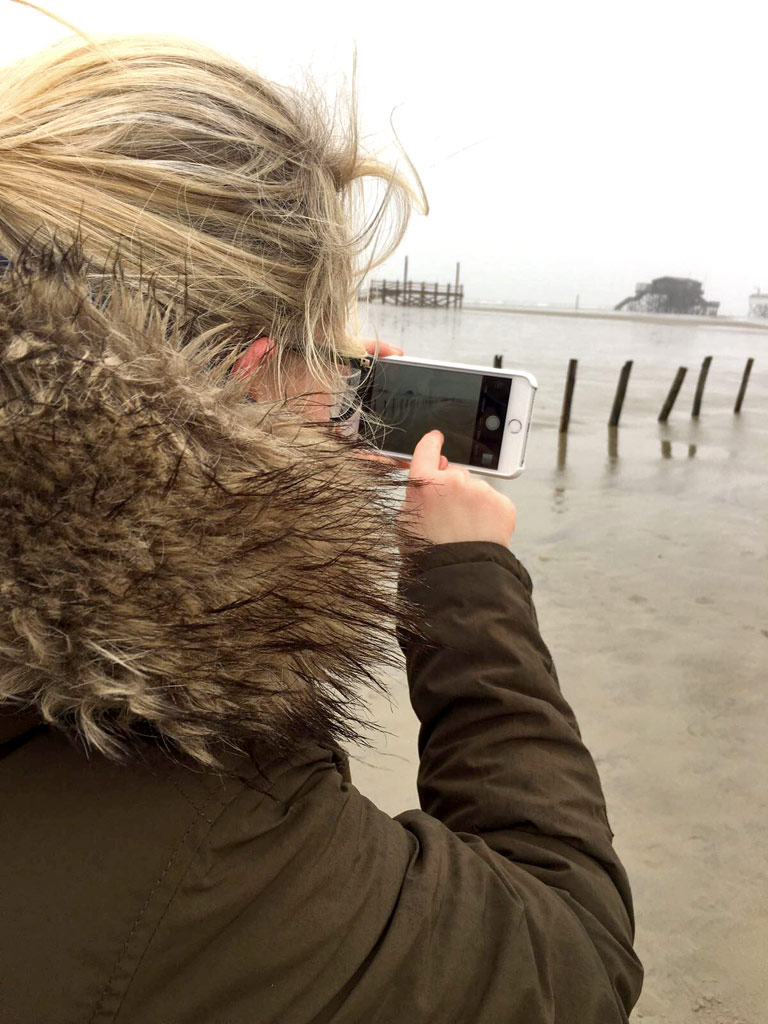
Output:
top-left (484, 414), bottom-right (501, 431)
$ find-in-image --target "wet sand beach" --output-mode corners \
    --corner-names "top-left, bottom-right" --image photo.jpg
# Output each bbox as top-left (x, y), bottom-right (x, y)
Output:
top-left (348, 304), bottom-right (768, 1024)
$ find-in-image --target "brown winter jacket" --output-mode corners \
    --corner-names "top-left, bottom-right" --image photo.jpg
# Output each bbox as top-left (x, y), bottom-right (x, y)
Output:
top-left (0, 258), bottom-right (642, 1023)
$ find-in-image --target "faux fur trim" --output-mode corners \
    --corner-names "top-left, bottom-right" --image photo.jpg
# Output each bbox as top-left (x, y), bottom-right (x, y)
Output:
top-left (0, 250), bottom-right (427, 772)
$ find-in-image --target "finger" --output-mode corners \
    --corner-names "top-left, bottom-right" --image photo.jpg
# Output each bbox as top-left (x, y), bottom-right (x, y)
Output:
top-left (438, 455), bottom-right (449, 470)
top-left (357, 450), bottom-right (410, 470)
top-left (361, 338), bottom-right (405, 358)
top-left (409, 430), bottom-right (444, 479)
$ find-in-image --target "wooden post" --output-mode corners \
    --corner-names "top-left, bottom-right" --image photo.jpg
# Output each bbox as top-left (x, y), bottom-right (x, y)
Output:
top-left (403, 255), bottom-right (408, 292)
top-left (447, 283), bottom-right (452, 306)
top-left (734, 357), bottom-right (754, 413)
top-left (382, 279), bottom-right (386, 305)
top-left (394, 281), bottom-right (400, 306)
top-left (493, 354), bottom-right (503, 368)
top-left (557, 431), bottom-right (568, 471)
top-left (691, 356), bottom-right (712, 417)
top-left (658, 366), bottom-right (687, 422)
top-left (607, 426), bottom-right (619, 464)
top-left (560, 359), bottom-right (578, 433)
top-left (433, 282), bottom-right (438, 307)
top-left (455, 261), bottom-right (460, 292)
top-left (608, 360), bottom-right (633, 427)
top-left (459, 285), bottom-right (464, 308)
top-left (420, 281), bottom-right (425, 306)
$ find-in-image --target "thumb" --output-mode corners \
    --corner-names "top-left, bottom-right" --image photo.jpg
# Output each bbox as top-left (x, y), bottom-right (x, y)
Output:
top-left (409, 430), bottom-right (444, 480)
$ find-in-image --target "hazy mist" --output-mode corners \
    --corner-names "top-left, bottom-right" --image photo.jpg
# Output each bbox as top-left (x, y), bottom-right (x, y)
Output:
top-left (3, 0), bottom-right (766, 315)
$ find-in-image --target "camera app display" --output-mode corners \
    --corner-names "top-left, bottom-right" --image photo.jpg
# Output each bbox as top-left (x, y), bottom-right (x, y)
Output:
top-left (363, 362), bottom-right (512, 469)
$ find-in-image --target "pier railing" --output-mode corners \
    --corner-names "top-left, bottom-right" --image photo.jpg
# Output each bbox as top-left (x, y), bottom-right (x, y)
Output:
top-left (365, 280), bottom-right (464, 308)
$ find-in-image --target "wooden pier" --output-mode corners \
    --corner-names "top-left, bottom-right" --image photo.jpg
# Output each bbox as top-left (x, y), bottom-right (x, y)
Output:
top-left (365, 257), bottom-right (464, 308)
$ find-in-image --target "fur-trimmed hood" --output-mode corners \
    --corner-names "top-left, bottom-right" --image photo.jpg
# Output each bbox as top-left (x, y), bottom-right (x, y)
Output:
top-left (0, 254), bottom-right (422, 772)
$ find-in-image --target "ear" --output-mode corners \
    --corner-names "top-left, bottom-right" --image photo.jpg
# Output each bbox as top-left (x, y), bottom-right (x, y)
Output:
top-left (232, 336), bottom-right (276, 380)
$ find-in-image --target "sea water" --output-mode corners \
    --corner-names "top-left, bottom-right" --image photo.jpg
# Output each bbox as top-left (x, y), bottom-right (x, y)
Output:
top-left (357, 302), bottom-right (768, 514)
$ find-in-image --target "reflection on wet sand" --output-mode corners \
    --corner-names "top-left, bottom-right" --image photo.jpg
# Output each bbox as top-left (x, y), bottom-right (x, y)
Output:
top-left (553, 485), bottom-right (566, 514)
top-left (608, 427), bottom-right (619, 471)
top-left (661, 440), bottom-right (697, 459)
top-left (557, 431), bottom-right (568, 472)
top-left (557, 429), bottom-right (700, 471)
top-left (557, 428), bottom-right (620, 473)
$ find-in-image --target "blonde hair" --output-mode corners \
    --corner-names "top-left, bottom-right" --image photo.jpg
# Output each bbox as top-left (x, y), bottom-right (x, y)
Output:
top-left (0, 28), bottom-right (424, 397)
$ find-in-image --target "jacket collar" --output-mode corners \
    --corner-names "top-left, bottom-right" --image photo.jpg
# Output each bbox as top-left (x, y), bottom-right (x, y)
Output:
top-left (0, 251), bottom-right (422, 772)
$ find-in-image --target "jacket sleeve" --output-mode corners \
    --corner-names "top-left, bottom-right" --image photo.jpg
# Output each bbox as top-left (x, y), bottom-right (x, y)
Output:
top-left (395, 540), bottom-right (643, 1019)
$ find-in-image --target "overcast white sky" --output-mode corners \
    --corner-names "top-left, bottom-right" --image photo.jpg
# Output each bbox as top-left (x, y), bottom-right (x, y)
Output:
top-left (3, 0), bottom-right (767, 314)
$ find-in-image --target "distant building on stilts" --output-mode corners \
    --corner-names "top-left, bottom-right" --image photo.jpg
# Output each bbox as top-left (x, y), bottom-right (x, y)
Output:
top-left (615, 277), bottom-right (719, 316)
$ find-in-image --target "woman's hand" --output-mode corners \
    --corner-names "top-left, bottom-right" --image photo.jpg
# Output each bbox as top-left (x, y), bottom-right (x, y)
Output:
top-left (360, 339), bottom-right (403, 359)
top-left (399, 430), bottom-right (516, 548)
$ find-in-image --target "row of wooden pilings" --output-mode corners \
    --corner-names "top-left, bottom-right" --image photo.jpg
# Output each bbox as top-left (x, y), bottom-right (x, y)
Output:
top-left (491, 354), bottom-right (755, 429)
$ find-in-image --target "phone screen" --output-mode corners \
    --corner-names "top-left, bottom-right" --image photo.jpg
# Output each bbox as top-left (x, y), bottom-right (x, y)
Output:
top-left (361, 360), bottom-right (512, 469)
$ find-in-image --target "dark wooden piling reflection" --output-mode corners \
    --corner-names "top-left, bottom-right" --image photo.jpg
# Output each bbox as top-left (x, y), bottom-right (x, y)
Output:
top-left (560, 359), bottom-right (578, 434)
top-left (608, 361), bottom-right (633, 427)
top-left (658, 366), bottom-right (688, 422)
top-left (607, 426), bottom-right (619, 468)
top-left (734, 358), bottom-right (754, 413)
top-left (691, 356), bottom-right (712, 417)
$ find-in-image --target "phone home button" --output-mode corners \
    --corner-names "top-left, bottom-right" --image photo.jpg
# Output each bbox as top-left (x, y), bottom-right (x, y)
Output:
top-left (508, 418), bottom-right (522, 434)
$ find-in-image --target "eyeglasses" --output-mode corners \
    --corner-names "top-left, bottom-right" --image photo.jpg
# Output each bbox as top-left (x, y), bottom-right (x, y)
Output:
top-left (330, 356), bottom-right (372, 432)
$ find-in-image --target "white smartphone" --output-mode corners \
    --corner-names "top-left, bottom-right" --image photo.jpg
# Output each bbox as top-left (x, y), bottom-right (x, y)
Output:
top-left (347, 354), bottom-right (537, 479)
